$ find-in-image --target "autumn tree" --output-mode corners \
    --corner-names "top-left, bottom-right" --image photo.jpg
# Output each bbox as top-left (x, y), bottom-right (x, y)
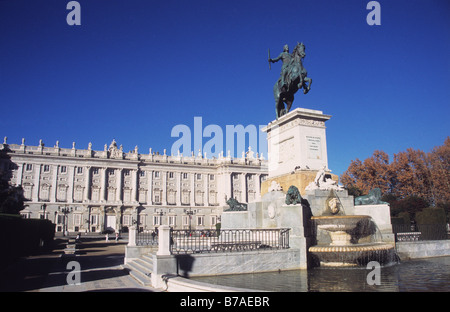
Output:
top-left (391, 148), bottom-right (433, 202)
top-left (427, 137), bottom-right (450, 205)
top-left (341, 137), bottom-right (450, 217)
top-left (340, 150), bottom-right (393, 195)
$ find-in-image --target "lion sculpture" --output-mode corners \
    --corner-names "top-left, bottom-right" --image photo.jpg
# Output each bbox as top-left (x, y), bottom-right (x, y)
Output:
top-left (285, 185), bottom-right (302, 205)
top-left (354, 188), bottom-right (387, 205)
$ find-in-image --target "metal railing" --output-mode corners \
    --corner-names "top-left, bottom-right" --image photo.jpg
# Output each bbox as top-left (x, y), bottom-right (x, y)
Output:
top-left (170, 228), bottom-right (290, 254)
top-left (393, 224), bottom-right (449, 242)
top-left (136, 232), bottom-right (159, 246)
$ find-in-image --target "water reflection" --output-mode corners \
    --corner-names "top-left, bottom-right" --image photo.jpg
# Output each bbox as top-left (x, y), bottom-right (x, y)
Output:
top-left (192, 256), bottom-right (450, 292)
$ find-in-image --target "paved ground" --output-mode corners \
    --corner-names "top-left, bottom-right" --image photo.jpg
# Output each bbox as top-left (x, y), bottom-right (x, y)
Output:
top-left (0, 236), bottom-right (161, 292)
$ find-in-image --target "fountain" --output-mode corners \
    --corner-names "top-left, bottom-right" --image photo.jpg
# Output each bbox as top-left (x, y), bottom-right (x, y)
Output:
top-left (309, 215), bottom-right (396, 267)
top-left (306, 185), bottom-right (396, 267)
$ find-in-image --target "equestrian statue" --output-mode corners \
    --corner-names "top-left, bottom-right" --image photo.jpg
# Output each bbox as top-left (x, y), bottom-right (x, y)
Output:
top-left (269, 42), bottom-right (312, 119)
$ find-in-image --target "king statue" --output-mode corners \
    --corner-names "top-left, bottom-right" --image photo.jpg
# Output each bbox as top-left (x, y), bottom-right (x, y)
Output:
top-left (269, 42), bottom-right (312, 119)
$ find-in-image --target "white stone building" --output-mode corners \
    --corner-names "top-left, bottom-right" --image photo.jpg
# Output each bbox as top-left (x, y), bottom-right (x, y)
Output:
top-left (0, 138), bottom-right (267, 233)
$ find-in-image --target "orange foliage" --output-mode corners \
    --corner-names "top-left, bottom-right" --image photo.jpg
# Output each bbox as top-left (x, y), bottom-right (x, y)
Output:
top-left (341, 137), bottom-right (450, 205)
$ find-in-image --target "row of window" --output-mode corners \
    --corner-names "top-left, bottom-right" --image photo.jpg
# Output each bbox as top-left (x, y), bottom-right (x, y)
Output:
top-left (23, 164), bottom-right (215, 181)
top-left (24, 184), bottom-right (219, 205)
top-left (30, 212), bottom-right (218, 228)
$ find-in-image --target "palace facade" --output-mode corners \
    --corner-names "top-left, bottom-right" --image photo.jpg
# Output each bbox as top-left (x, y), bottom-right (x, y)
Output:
top-left (0, 138), bottom-right (267, 233)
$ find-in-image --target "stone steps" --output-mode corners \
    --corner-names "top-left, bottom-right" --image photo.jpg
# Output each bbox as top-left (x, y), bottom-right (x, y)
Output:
top-left (124, 252), bottom-right (156, 287)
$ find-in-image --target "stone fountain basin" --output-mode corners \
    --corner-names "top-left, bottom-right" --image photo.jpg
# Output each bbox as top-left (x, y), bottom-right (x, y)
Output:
top-left (312, 215), bottom-right (372, 232)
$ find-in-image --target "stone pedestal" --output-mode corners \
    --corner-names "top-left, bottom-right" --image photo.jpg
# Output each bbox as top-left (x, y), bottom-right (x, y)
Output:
top-left (157, 225), bottom-right (171, 256)
top-left (261, 108), bottom-right (331, 179)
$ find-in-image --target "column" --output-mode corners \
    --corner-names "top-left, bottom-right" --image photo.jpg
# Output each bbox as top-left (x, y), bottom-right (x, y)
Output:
top-left (176, 172), bottom-right (181, 206)
top-left (15, 163), bottom-right (23, 186)
top-left (162, 171), bottom-right (167, 205)
top-left (67, 166), bottom-right (75, 204)
top-left (147, 170), bottom-right (153, 205)
top-left (116, 168), bottom-right (122, 202)
top-left (32, 164), bottom-right (41, 202)
top-left (241, 173), bottom-right (247, 203)
top-left (131, 169), bottom-right (138, 203)
top-left (84, 166), bottom-right (91, 201)
top-left (51, 164), bottom-right (59, 202)
top-left (255, 174), bottom-right (261, 202)
top-left (204, 173), bottom-right (209, 206)
top-left (101, 167), bottom-right (107, 202)
top-left (190, 172), bottom-right (195, 205)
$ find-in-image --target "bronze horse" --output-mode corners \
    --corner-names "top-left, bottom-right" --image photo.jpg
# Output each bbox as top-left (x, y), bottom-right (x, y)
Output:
top-left (271, 42), bottom-right (312, 119)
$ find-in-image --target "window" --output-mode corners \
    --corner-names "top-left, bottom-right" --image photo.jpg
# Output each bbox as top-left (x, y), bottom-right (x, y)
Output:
top-left (167, 190), bottom-right (176, 205)
top-left (123, 188), bottom-right (131, 203)
top-left (40, 185), bottom-right (50, 201)
top-left (57, 185), bottom-right (68, 202)
top-left (91, 187), bottom-right (100, 201)
top-left (195, 190), bottom-right (203, 205)
top-left (74, 186), bottom-right (83, 202)
top-left (168, 216), bottom-right (176, 226)
top-left (139, 171), bottom-right (145, 177)
top-left (183, 173), bottom-right (188, 180)
top-left (107, 188), bottom-right (116, 202)
top-left (209, 174), bottom-right (215, 181)
top-left (77, 167), bottom-right (83, 174)
top-left (93, 168), bottom-right (99, 175)
top-left (60, 166), bottom-right (67, 174)
top-left (210, 215), bottom-right (218, 226)
top-left (197, 216), bottom-right (204, 226)
top-left (23, 184), bottom-right (32, 200)
top-left (124, 169), bottom-right (130, 176)
top-left (108, 169), bottom-right (114, 176)
top-left (73, 214), bottom-right (82, 226)
top-left (154, 189), bottom-right (161, 204)
top-left (168, 172), bottom-right (174, 179)
top-left (43, 165), bottom-right (50, 172)
top-left (138, 189), bottom-right (147, 203)
top-left (196, 173), bottom-right (202, 180)
top-left (91, 215), bottom-right (98, 225)
top-left (154, 171), bottom-right (160, 178)
top-left (182, 216), bottom-right (189, 227)
top-left (25, 164), bottom-right (33, 171)
top-left (153, 215), bottom-right (162, 226)
top-left (182, 190), bottom-right (190, 205)
top-left (123, 215), bottom-right (132, 226)
top-left (209, 191), bottom-right (217, 205)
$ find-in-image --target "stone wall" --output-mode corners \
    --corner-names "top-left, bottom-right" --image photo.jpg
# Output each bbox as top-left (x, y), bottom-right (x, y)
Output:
top-left (396, 240), bottom-right (450, 259)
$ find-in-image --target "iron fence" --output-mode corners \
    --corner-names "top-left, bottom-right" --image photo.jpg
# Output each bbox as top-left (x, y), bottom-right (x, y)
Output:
top-left (170, 228), bottom-right (290, 254)
top-left (392, 223), bottom-right (449, 242)
top-left (136, 231), bottom-right (159, 246)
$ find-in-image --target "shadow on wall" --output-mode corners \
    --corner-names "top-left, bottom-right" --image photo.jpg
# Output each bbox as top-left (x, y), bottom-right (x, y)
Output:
top-left (175, 254), bottom-right (195, 278)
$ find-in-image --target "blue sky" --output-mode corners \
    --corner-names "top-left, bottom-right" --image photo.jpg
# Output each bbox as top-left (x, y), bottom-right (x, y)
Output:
top-left (0, 0), bottom-right (449, 177)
